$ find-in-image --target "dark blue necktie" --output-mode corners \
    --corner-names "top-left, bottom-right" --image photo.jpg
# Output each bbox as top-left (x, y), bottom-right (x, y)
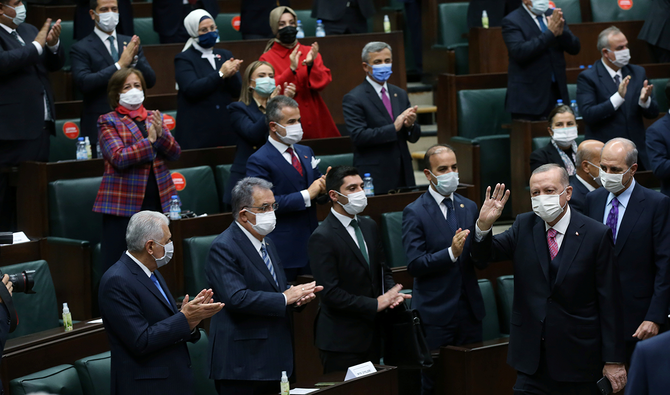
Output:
top-left (443, 198), bottom-right (458, 233)
top-left (150, 273), bottom-right (171, 305)
top-left (260, 244), bottom-right (279, 286)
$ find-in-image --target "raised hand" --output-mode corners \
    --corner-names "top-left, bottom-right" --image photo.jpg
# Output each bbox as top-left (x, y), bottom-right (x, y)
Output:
top-left (46, 19), bottom-right (62, 46)
top-left (219, 58), bottom-right (243, 78)
top-left (618, 75), bottom-right (631, 98)
top-left (639, 80), bottom-right (653, 103)
top-left (403, 106), bottom-right (418, 128)
top-left (547, 10), bottom-right (564, 37)
top-left (451, 228), bottom-right (470, 258)
top-left (477, 183), bottom-right (510, 231)
top-left (289, 45), bottom-right (302, 72)
top-left (283, 82), bottom-right (297, 98)
top-left (303, 42), bottom-right (319, 66)
top-left (377, 284), bottom-right (411, 311)
top-left (150, 110), bottom-right (163, 138)
top-left (181, 292), bottom-right (225, 330)
top-left (118, 36), bottom-right (139, 68)
top-left (35, 19), bottom-right (52, 47)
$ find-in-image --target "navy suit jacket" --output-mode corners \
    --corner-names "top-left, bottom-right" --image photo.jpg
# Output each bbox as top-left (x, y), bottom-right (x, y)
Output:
top-left (576, 61), bottom-right (659, 169)
top-left (584, 183), bottom-right (670, 339)
top-left (152, 0), bottom-right (219, 37)
top-left (99, 253), bottom-right (199, 395)
top-left (0, 23), bottom-right (64, 141)
top-left (174, 46), bottom-right (242, 149)
top-left (70, 32), bottom-right (156, 148)
top-left (502, 6), bottom-right (580, 115)
top-left (627, 330), bottom-right (670, 394)
top-left (530, 142), bottom-right (576, 173)
top-left (224, 100), bottom-right (267, 204)
top-left (206, 222), bottom-right (293, 380)
top-left (568, 175), bottom-right (592, 214)
top-left (73, 0), bottom-right (134, 40)
top-left (472, 210), bottom-right (624, 381)
top-left (646, 113), bottom-right (670, 196)
top-left (343, 80), bottom-right (421, 194)
top-left (402, 191), bottom-right (485, 327)
top-left (246, 141), bottom-right (322, 270)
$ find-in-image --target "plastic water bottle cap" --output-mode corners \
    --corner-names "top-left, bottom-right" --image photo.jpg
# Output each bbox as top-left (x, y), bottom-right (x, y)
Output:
top-left (364, 173), bottom-right (371, 177)
top-left (557, 100), bottom-right (563, 103)
top-left (317, 19), bottom-right (322, 23)
top-left (171, 195), bottom-right (179, 199)
top-left (297, 20), bottom-right (301, 23)
top-left (482, 10), bottom-right (488, 17)
top-left (571, 100), bottom-right (576, 103)
top-left (78, 137), bottom-right (84, 141)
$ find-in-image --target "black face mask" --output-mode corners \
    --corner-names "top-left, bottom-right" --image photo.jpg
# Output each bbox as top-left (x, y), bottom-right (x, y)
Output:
top-left (277, 25), bottom-right (298, 44)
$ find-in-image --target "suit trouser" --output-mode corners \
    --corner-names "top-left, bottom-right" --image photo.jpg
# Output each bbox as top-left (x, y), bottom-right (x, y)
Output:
top-left (215, 379), bottom-right (279, 395)
top-left (322, 6), bottom-right (368, 35)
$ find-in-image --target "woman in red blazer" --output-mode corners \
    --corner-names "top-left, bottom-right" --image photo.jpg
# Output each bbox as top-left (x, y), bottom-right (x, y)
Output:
top-left (259, 6), bottom-right (340, 139)
top-left (93, 68), bottom-right (181, 273)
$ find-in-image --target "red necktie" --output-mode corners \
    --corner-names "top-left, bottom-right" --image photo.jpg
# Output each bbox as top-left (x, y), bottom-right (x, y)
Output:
top-left (286, 147), bottom-right (303, 176)
top-left (547, 228), bottom-right (559, 260)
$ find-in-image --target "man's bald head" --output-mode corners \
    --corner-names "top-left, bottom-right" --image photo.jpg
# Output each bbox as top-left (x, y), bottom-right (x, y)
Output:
top-left (602, 138), bottom-right (637, 168)
top-left (576, 140), bottom-right (605, 165)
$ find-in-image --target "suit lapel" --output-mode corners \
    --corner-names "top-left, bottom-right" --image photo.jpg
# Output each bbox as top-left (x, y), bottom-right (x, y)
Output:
top-left (421, 193), bottom-right (454, 242)
top-left (592, 190), bottom-right (608, 226)
top-left (532, 218), bottom-right (551, 284)
top-left (89, 33), bottom-right (115, 65)
top-left (614, 184), bottom-right (643, 255)
top-left (389, 85), bottom-right (402, 119)
top-left (553, 214), bottom-right (586, 291)
top-left (155, 271), bottom-right (178, 313)
top-left (265, 143), bottom-right (305, 192)
top-left (520, 6), bottom-right (543, 34)
top-left (119, 114), bottom-right (145, 142)
top-left (364, 81), bottom-right (393, 122)
top-left (232, 225), bottom-right (280, 292)
top-left (122, 256), bottom-right (175, 313)
top-left (327, 214), bottom-right (371, 275)
top-left (295, 145), bottom-right (314, 184)
top-left (595, 61), bottom-right (619, 96)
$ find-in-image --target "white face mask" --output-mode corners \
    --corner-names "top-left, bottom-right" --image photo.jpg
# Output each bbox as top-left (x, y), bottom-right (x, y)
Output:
top-left (275, 122), bottom-right (303, 145)
top-left (4, 3), bottom-right (26, 26)
top-left (244, 209), bottom-right (276, 236)
top-left (335, 190), bottom-right (368, 215)
top-left (119, 88), bottom-right (144, 110)
top-left (552, 126), bottom-right (578, 148)
top-left (531, 188), bottom-right (567, 223)
top-left (586, 161), bottom-right (603, 187)
top-left (429, 170), bottom-right (459, 196)
top-left (600, 166), bottom-right (632, 194)
top-left (607, 48), bottom-right (630, 68)
top-left (153, 241), bottom-right (174, 268)
top-left (95, 11), bottom-right (119, 33)
top-left (530, 0), bottom-right (549, 15)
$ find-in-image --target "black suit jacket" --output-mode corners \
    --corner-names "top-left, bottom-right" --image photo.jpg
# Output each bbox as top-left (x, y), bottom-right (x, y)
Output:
top-left (502, 6), bottom-right (580, 115)
top-left (637, 0), bottom-right (670, 50)
top-left (530, 142), bottom-right (576, 173)
top-left (343, 80), bottom-right (421, 194)
top-left (0, 23), bottom-right (64, 141)
top-left (646, 113), bottom-right (670, 197)
top-left (70, 31), bottom-right (156, 148)
top-left (472, 210), bottom-right (625, 381)
top-left (568, 175), bottom-right (592, 214)
top-left (308, 212), bottom-right (396, 353)
top-left (240, 0), bottom-right (290, 37)
top-left (584, 183), bottom-right (670, 339)
top-left (627, 330), bottom-right (670, 393)
top-left (174, 46), bottom-right (242, 149)
top-left (576, 61), bottom-right (659, 169)
top-left (152, 0), bottom-right (219, 37)
top-left (73, 0), bottom-right (134, 40)
top-left (311, 0), bottom-right (375, 20)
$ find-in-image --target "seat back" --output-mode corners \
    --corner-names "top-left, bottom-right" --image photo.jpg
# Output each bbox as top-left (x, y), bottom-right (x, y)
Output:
top-left (476, 134), bottom-right (512, 217)
top-left (50, 118), bottom-right (82, 162)
top-left (183, 235), bottom-right (218, 297)
top-left (567, 83), bottom-right (577, 103)
top-left (478, 278), bottom-right (501, 341)
top-left (590, 0), bottom-right (651, 22)
top-left (316, 153), bottom-right (354, 175)
top-left (552, 0), bottom-right (582, 23)
top-left (7, 260), bottom-right (60, 339)
top-left (75, 351), bottom-right (111, 395)
top-left (295, 9), bottom-right (318, 38)
top-left (214, 13), bottom-right (243, 41)
top-left (437, 3), bottom-right (469, 47)
top-left (457, 88), bottom-right (510, 138)
top-left (10, 364), bottom-right (83, 395)
top-left (134, 17), bottom-right (160, 45)
top-left (381, 212), bottom-right (407, 268)
top-left (48, 176), bottom-right (103, 245)
top-left (162, 110), bottom-right (178, 133)
top-left (170, 166), bottom-right (220, 215)
top-left (496, 275), bottom-right (514, 335)
top-left (214, 164), bottom-right (232, 208)
top-left (187, 329), bottom-right (217, 395)
top-left (650, 78), bottom-right (669, 113)
top-left (60, 20), bottom-right (75, 71)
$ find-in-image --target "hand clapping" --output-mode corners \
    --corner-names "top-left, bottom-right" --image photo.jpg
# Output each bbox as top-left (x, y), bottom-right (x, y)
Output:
top-left (220, 58), bottom-right (243, 78)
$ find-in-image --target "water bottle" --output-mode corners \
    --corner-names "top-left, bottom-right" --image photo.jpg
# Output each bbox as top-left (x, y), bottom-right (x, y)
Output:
top-left (76, 137), bottom-right (87, 160)
top-left (481, 10), bottom-right (489, 28)
top-left (363, 173), bottom-right (375, 197)
top-left (280, 371), bottom-right (290, 395)
top-left (570, 100), bottom-right (581, 119)
top-left (96, 142), bottom-right (102, 159)
top-left (84, 136), bottom-right (92, 160)
top-left (169, 195), bottom-right (181, 220)
top-left (383, 15), bottom-right (391, 33)
top-left (296, 20), bottom-right (305, 39)
top-left (555, 99), bottom-right (563, 108)
top-left (315, 20), bottom-right (326, 37)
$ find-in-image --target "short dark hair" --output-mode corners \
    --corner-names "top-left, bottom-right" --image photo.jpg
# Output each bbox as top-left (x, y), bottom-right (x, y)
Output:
top-left (89, 0), bottom-right (98, 10)
top-left (107, 68), bottom-right (147, 108)
top-left (422, 144), bottom-right (455, 172)
top-left (326, 166), bottom-right (360, 201)
top-left (266, 95), bottom-right (298, 127)
top-left (547, 104), bottom-right (575, 127)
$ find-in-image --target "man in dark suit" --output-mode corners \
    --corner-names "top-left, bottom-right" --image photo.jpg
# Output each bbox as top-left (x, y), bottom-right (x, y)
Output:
top-left (627, 330), bottom-right (670, 393)
top-left (584, 138), bottom-right (670, 363)
top-left (240, 0), bottom-right (289, 40)
top-left (646, 81), bottom-right (670, 197)
top-left (343, 41), bottom-right (421, 195)
top-left (309, 165), bottom-right (410, 373)
top-left (402, 144), bottom-right (485, 395)
top-left (0, 6), bottom-right (63, 232)
top-left (569, 139), bottom-right (604, 213)
top-left (502, 0), bottom-right (580, 120)
top-left (99, 210), bottom-right (224, 395)
top-left (70, 0), bottom-right (156, 155)
top-left (472, 164), bottom-right (626, 394)
top-left (152, 0), bottom-right (218, 43)
top-left (73, 0), bottom-right (133, 41)
top-left (311, 0), bottom-right (374, 35)
top-left (637, 0), bottom-right (670, 63)
top-left (576, 26), bottom-right (659, 170)
top-left (247, 96), bottom-right (326, 282)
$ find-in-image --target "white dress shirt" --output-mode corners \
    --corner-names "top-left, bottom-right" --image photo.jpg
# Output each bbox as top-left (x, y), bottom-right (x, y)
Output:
top-left (192, 41), bottom-right (217, 70)
top-left (601, 59), bottom-right (651, 110)
top-left (93, 26), bottom-right (123, 70)
top-left (267, 137), bottom-right (312, 207)
top-left (330, 208), bottom-right (369, 254)
top-left (366, 75), bottom-right (390, 102)
top-left (427, 186), bottom-right (458, 262)
top-left (125, 250), bottom-right (153, 278)
top-left (602, 179), bottom-right (635, 241)
top-left (575, 174), bottom-right (596, 193)
top-left (523, 3), bottom-right (549, 31)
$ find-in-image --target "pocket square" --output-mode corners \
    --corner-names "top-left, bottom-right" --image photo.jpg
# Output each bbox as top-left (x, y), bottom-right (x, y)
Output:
top-left (311, 157), bottom-right (321, 169)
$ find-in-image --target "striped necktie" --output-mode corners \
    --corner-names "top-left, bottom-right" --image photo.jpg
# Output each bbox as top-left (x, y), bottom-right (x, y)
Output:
top-left (261, 244), bottom-right (278, 286)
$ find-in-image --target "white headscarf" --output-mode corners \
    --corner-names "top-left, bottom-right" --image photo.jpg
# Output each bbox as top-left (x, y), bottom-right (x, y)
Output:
top-left (182, 9), bottom-right (213, 52)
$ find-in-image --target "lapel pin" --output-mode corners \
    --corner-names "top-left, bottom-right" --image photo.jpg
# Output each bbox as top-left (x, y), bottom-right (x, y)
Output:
top-left (304, 155), bottom-right (308, 159)
top-left (460, 204), bottom-right (465, 208)
top-left (575, 232), bottom-right (579, 236)
top-left (394, 93), bottom-right (398, 97)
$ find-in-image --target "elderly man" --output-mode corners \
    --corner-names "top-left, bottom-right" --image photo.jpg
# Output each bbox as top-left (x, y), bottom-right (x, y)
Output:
top-left (206, 177), bottom-right (321, 394)
top-left (577, 26), bottom-right (659, 170)
top-left (99, 211), bottom-right (224, 395)
top-left (584, 138), bottom-right (670, 364)
top-left (343, 41), bottom-right (421, 195)
top-left (569, 139), bottom-right (604, 213)
top-left (472, 164), bottom-right (626, 394)
top-left (646, 81), bottom-right (670, 197)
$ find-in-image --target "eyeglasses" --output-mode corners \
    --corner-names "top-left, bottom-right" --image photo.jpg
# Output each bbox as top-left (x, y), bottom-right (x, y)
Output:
top-left (244, 202), bottom-right (278, 213)
top-left (198, 25), bottom-right (218, 34)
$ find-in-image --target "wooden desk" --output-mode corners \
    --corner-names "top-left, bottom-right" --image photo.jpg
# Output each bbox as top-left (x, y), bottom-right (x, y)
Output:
top-left (283, 365), bottom-right (398, 395)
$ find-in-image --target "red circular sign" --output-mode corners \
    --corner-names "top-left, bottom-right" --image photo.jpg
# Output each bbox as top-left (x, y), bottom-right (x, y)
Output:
top-left (63, 121), bottom-right (79, 139)
top-left (171, 172), bottom-right (186, 191)
top-left (163, 114), bottom-right (176, 131)
top-left (549, 1), bottom-right (556, 8)
top-left (618, 0), bottom-right (633, 10)
top-left (232, 16), bottom-right (241, 32)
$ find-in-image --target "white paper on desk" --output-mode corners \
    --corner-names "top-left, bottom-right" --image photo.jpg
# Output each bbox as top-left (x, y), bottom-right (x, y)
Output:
top-left (289, 389), bottom-right (319, 394)
top-left (12, 232), bottom-right (30, 244)
top-left (87, 318), bottom-right (103, 324)
top-left (344, 361), bottom-right (376, 381)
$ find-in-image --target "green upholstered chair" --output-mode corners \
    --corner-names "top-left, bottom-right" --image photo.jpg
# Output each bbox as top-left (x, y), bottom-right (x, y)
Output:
top-left (316, 153), bottom-right (354, 175)
top-left (567, 83), bottom-right (577, 104)
top-left (170, 166), bottom-right (220, 215)
top-left (497, 275), bottom-right (514, 335)
top-left (590, 0), bottom-right (650, 22)
top-left (552, 0), bottom-right (582, 23)
top-left (457, 88), bottom-right (510, 139)
top-left (214, 13), bottom-right (243, 42)
top-left (295, 10), bottom-right (318, 38)
top-left (10, 364), bottom-right (83, 395)
top-left (434, 3), bottom-right (470, 75)
top-left (183, 235), bottom-right (218, 297)
top-left (48, 176), bottom-right (104, 246)
top-left (187, 329), bottom-right (217, 395)
top-left (478, 279), bottom-right (501, 341)
top-left (650, 78), bottom-right (669, 113)
top-left (133, 17), bottom-right (160, 45)
top-left (214, 164), bottom-right (232, 210)
top-left (75, 351), bottom-right (111, 395)
top-left (532, 135), bottom-right (586, 151)
top-left (6, 260), bottom-right (60, 339)
top-left (381, 212), bottom-right (407, 268)
top-left (60, 20), bottom-right (75, 71)
top-left (50, 118), bottom-right (82, 162)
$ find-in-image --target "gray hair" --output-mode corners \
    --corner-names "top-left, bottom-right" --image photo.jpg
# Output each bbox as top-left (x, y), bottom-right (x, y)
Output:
top-left (231, 177), bottom-right (274, 220)
top-left (361, 41), bottom-right (392, 63)
top-left (597, 26), bottom-right (622, 53)
top-left (266, 95), bottom-right (299, 127)
top-left (126, 210), bottom-right (170, 252)
top-left (603, 137), bottom-right (638, 167)
top-left (531, 163), bottom-right (569, 188)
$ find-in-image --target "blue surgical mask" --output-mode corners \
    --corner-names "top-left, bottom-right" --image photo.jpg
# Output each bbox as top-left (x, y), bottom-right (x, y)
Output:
top-left (253, 77), bottom-right (276, 97)
top-left (198, 30), bottom-right (219, 48)
top-left (369, 63), bottom-right (393, 83)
